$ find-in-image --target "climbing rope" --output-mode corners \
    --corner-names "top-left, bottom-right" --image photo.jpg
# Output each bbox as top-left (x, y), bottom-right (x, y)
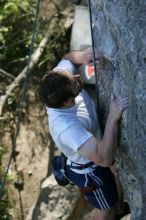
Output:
top-left (88, 0), bottom-right (100, 115)
top-left (0, 0), bottom-right (41, 199)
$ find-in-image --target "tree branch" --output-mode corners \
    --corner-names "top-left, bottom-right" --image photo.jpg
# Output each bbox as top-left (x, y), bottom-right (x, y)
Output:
top-left (0, 30), bottom-right (51, 116)
top-left (49, 0), bottom-right (61, 12)
top-left (0, 68), bottom-right (15, 79)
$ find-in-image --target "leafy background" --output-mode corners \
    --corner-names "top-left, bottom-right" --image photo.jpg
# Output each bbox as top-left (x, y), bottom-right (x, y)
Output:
top-left (0, 0), bottom-right (72, 219)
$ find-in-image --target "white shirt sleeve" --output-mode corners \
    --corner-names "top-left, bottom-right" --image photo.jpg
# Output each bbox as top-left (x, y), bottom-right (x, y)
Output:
top-left (53, 59), bottom-right (77, 75)
top-left (59, 124), bottom-right (92, 152)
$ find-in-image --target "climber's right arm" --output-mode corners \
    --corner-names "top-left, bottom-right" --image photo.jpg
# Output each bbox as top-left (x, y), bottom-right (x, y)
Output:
top-left (78, 96), bottom-right (128, 167)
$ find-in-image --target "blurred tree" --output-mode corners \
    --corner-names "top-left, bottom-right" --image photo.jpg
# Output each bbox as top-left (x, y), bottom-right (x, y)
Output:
top-left (0, 0), bottom-right (37, 74)
top-left (0, 1), bottom-right (72, 219)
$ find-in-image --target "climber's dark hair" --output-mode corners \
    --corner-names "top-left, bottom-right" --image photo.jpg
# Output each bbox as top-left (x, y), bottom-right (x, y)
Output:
top-left (39, 71), bottom-right (74, 108)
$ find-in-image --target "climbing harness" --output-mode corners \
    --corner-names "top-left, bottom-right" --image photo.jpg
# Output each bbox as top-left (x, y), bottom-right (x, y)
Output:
top-left (0, 0), bottom-right (41, 199)
top-left (88, 0), bottom-right (100, 117)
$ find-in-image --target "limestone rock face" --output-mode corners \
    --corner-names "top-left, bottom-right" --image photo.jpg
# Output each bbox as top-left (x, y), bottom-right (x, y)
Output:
top-left (26, 175), bottom-right (80, 220)
top-left (26, 175), bottom-right (94, 220)
top-left (91, 0), bottom-right (146, 219)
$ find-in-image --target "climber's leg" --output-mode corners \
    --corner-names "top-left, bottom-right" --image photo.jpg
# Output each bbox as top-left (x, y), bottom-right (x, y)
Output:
top-left (66, 166), bottom-right (118, 220)
top-left (92, 205), bottom-right (117, 220)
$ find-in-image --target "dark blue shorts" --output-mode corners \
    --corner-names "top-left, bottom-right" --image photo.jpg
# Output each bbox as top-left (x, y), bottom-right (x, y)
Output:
top-left (66, 166), bottom-right (118, 210)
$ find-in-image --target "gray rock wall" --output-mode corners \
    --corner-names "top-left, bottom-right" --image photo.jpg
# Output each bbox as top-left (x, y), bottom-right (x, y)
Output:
top-left (26, 175), bottom-right (94, 220)
top-left (91, 0), bottom-right (146, 219)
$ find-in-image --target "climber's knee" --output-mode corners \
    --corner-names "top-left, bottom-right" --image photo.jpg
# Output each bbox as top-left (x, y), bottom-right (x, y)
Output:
top-left (92, 205), bottom-right (117, 220)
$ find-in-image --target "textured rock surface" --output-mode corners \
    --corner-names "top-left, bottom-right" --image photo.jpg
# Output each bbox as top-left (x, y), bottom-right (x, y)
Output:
top-left (91, 0), bottom-right (146, 219)
top-left (26, 175), bottom-right (79, 220)
top-left (26, 175), bottom-right (94, 220)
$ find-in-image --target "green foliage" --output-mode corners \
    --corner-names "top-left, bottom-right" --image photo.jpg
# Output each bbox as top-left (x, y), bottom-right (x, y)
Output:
top-left (0, 0), bottom-right (37, 73)
top-left (0, 187), bottom-right (13, 220)
top-left (0, 145), bottom-right (13, 220)
top-left (0, 146), bottom-right (7, 163)
top-left (0, 0), bottom-right (70, 77)
top-left (6, 94), bottom-right (17, 112)
top-left (39, 17), bottom-right (70, 69)
top-left (0, 1), bottom-right (71, 219)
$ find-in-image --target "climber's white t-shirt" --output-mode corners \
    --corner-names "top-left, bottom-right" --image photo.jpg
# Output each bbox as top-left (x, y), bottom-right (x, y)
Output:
top-left (46, 60), bottom-right (101, 173)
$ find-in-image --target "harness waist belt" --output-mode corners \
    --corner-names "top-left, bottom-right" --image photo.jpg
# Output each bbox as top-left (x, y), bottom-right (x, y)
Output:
top-left (67, 161), bottom-right (95, 170)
